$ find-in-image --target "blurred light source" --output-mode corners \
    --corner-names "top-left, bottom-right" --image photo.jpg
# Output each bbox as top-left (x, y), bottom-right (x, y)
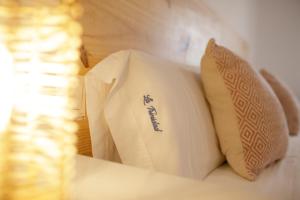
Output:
top-left (0, 0), bottom-right (82, 199)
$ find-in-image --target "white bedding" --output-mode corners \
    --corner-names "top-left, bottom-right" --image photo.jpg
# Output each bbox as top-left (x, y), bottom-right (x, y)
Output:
top-left (205, 135), bottom-right (300, 200)
top-left (71, 136), bottom-right (299, 200)
top-left (71, 155), bottom-right (266, 200)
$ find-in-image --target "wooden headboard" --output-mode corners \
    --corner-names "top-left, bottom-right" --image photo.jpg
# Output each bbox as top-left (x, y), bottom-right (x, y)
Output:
top-left (76, 0), bottom-right (249, 156)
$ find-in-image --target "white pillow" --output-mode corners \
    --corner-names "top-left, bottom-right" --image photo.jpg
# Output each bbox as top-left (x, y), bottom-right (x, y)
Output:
top-left (85, 50), bottom-right (224, 179)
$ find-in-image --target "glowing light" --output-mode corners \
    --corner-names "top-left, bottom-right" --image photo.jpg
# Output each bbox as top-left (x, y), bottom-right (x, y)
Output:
top-left (0, 1), bottom-right (82, 199)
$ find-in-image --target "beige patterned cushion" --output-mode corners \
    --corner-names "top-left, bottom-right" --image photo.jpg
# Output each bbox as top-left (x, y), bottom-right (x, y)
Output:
top-left (201, 39), bottom-right (289, 181)
top-left (260, 69), bottom-right (300, 135)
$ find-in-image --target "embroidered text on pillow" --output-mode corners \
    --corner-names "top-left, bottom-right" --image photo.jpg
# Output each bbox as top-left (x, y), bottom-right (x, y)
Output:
top-left (143, 95), bottom-right (163, 132)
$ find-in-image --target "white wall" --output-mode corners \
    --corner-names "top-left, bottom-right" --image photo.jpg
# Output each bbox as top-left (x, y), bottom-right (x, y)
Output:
top-left (203, 0), bottom-right (256, 61)
top-left (203, 0), bottom-right (300, 98)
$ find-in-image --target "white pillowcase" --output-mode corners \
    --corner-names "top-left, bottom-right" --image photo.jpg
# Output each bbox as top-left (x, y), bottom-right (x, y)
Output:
top-left (85, 50), bottom-right (224, 179)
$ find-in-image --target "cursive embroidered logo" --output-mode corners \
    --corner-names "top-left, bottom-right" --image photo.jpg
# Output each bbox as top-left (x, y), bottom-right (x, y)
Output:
top-left (143, 95), bottom-right (163, 132)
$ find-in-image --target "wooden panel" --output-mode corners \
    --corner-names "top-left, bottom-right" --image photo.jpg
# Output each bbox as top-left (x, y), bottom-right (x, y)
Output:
top-left (76, 118), bottom-right (93, 156)
top-left (76, 0), bottom-right (249, 157)
top-left (79, 0), bottom-right (249, 69)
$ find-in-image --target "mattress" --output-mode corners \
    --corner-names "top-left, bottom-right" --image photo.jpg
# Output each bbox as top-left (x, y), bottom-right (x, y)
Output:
top-left (71, 135), bottom-right (299, 200)
top-left (205, 135), bottom-right (300, 200)
top-left (71, 155), bottom-right (266, 200)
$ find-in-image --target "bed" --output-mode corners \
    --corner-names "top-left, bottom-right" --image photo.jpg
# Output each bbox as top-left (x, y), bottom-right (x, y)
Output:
top-left (72, 0), bottom-right (300, 199)
top-left (72, 132), bottom-right (300, 200)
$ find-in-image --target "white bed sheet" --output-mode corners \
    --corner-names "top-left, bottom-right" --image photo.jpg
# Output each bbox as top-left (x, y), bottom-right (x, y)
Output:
top-left (205, 135), bottom-right (300, 200)
top-left (71, 155), bottom-right (267, 200)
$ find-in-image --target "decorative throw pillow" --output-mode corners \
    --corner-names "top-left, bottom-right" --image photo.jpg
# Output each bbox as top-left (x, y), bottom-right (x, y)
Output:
top-left (260, 69), bottom-right (300, 136)
top-left (85, 50), bottom-right (224, 179)
top-left (201, 39), bottom-right (289, 181)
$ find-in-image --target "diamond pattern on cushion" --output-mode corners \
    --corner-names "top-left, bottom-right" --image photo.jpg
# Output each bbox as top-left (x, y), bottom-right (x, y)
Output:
top-left (201, 39), bottom-right (289, 180)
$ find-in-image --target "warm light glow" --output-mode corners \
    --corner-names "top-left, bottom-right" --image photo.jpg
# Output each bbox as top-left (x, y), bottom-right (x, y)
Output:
top-left (0, 1), bottom-right (82, 199)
